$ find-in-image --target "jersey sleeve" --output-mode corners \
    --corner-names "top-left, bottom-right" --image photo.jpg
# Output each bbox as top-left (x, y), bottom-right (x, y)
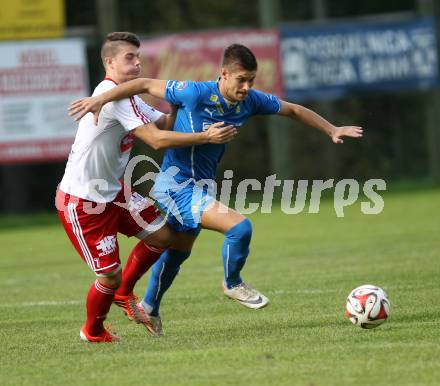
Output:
top-left (250, 89), bottom-right (282, 115)
top-left (109, 97), bottom-right (151, 132)
top-left (134, 96), bottom-right (164, 123)
top-left (164, 80), bottom-right (202, 107)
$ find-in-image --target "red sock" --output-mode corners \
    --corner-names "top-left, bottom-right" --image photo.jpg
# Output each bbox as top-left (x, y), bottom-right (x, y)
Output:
top-left (116, 241), bottom-right (164, 296)
top-left (85, 280), bottom-right (116, 336)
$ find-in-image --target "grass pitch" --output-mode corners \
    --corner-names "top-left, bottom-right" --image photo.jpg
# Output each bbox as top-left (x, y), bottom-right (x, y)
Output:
top-left (0, 188), bottom-right (439, 386)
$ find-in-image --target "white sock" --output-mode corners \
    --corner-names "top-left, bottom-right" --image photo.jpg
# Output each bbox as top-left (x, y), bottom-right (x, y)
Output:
top-left (140, 299), bottom-right (154, 315)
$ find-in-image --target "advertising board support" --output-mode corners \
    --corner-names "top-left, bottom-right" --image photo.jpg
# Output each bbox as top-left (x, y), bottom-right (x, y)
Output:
top-left (259, 0), bottom-right (295, 180)
top-left (418, 0), bottom-right (440, 183)
top-left (310, 0), bottom-right (340, 179)
top-left (96, 0), bottom-right (118, 39)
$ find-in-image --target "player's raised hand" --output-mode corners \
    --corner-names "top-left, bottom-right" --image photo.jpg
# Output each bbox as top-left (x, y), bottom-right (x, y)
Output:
top-left (331, 126), bottom-right (363, 144)
top-left (68, 96), bottom-right (104, 125)
top-left (205, 121), bottom-right (237, 144)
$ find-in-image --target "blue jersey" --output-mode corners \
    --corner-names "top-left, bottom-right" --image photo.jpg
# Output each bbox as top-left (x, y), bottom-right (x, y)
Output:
top-left (162, 80), bottom-right (281, 182)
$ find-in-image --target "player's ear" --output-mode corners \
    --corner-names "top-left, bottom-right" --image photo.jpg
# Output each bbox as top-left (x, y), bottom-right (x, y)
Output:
top-left (220, 67), bottom-right (228, 80)
top-left (105, 56), bottom-right (113, 68)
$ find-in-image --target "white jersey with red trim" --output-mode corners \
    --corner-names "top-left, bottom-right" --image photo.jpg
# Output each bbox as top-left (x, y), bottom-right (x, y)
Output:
top-left (59, 79), bottom-right (163, 203)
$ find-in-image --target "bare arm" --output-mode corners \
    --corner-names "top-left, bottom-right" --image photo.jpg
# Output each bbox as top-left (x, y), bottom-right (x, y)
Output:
top-left (133, 121), bottom-right (237, 151)
top-left (154, 105), bottom-right (177, 131)
top-left (68, 78), bottom-right (167, 122)
top-left (278, 100), bottom-right (363, 144)
top-left (102, 78), bottom-right (166, 102)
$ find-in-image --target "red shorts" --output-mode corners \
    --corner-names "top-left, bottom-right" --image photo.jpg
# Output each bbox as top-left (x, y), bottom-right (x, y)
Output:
top-left (56, 188), bottom-right (164, 276)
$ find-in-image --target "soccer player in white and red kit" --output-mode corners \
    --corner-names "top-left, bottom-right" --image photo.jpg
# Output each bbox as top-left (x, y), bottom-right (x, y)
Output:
top-left (56, 32), bottom-right (236, 342)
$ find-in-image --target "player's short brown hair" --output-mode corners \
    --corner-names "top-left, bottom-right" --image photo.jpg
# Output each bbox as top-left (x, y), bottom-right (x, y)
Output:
top-left (221, 44), bottom-right (258, 71)
top-left (100, 32), bottom-right (141, 66)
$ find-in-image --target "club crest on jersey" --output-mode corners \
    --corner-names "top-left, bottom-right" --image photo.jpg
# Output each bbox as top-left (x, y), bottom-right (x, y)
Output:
top-left (96, 235), bottom-right (117, 257)
top-left (175, 81), bottom-right (188, 91)
top-left (120, 132), bottom-right (134, 152)
top-left (210, 94), bottom-right (219, 102)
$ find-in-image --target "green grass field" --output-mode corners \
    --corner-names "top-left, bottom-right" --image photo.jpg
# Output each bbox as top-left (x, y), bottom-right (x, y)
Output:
top-left (1, 188), bottom-right (439, 386)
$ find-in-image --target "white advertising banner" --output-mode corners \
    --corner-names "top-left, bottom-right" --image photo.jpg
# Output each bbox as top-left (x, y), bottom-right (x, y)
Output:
top-left (0, 39), bottom-right (88, 163)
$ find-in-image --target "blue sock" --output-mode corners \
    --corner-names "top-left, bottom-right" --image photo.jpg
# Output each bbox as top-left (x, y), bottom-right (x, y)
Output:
top-left (143, 248), bottom-right (191, 316)
top-left (222, 218), bottom-right (253, 289)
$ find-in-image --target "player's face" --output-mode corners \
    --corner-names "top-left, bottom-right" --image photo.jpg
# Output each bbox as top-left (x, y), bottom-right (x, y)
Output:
top-left (221, 66), bottom-right (256, 102)
top-left (107, 43), bottom-right (141, 82)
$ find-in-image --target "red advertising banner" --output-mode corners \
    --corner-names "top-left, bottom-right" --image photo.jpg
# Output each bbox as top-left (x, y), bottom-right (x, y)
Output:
top-left (140, 29), bottom-right (282, 110)
top-left (0, 139), bottom-right (73, 164)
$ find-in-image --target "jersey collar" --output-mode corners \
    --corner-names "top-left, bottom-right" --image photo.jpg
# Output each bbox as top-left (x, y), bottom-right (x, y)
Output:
top-left (104, 77), bottom-right (118, 85)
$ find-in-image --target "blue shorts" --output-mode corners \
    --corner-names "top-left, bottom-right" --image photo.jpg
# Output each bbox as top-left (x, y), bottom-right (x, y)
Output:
top-left (152, 172), bottom-right (216, 234)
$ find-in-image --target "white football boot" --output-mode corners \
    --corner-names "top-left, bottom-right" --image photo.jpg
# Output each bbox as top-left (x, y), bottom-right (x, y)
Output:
top-left (138, 301), bottom-right (163, 336)
top-left (222, 281), bottom-right (269, 309)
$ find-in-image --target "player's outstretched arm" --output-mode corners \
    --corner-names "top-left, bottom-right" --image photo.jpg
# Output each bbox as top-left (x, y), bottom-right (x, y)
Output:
top-left (278, 100), bottom-right (363, 144)
top-left (68, 78), bottom-right (167, 122)
top-left (155, 105), bottom-right (178, 131)
top-left (133, 121), bottom-right (237, 150)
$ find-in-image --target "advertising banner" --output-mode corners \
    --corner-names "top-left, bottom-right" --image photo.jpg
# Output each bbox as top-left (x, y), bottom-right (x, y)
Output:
top-left (0, 0), bottom-right (64, 40)
top-left (140, 29), bottom-right (282, 109)
top-left (281, 17), bottom-right (439, 101)
top-left (0, 39), bottom-right (88, 163)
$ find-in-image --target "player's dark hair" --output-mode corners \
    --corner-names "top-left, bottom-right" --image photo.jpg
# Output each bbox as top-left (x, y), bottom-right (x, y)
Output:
top-left (101, 32), bottom-right (141, 66)
top-left (221, 44), bottom-right (258, 71)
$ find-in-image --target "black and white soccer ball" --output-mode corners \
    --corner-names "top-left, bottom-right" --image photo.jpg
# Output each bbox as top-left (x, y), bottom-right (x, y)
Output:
top-left (345, 284), bottom-right (390, 329)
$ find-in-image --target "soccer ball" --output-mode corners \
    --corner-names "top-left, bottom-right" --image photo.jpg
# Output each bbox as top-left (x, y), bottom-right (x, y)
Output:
top-left (345, 284), bottom-right (390, 329)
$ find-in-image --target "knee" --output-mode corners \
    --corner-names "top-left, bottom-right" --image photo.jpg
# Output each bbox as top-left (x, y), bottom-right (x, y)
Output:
top-left (98, 269), bottom-right (122, 288)
top-left (240, 218), bottom-right (253, 241)
top-left (149, 238), bottom-right (171, 251)
top-left (170, 232), bottom-right (197, 252)
top-left (227, 218), bottom-right (253, 243)
top-left (143, 224), bottom-right (174, 250)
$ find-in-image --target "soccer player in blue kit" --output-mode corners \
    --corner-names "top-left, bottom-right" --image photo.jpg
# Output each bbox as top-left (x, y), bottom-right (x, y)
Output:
top-left (70, 44), bottom-right (363, 335)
